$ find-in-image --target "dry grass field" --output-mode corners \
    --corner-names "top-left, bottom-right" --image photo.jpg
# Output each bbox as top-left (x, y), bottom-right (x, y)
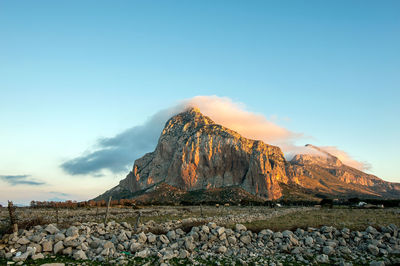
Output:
top-left (1, 205), bottom-right (399, 234)
top-left (241, 207), bottom-right (400, 232)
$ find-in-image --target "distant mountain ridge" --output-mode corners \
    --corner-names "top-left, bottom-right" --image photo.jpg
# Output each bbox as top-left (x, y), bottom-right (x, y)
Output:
top-left (95, 108), bottom-right (400, 202)
top-left (287, 144), bottom-right (400, 199)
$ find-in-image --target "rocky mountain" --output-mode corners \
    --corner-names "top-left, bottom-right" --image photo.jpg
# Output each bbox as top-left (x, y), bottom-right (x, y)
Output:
top-left (286, 144), bottom-right (400, 199)
top-left (96, 108), bottom-right (400, 202)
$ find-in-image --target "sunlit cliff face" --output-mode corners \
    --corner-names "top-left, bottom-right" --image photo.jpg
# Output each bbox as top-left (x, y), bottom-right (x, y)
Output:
top-left (183, 96), bottom-right (297, 145)
top-left (98, 106), bottom-right (399, 202)
top-left (61, 95), bottom-right (369, 177)
top-left (181, 96), bottom-right (368, 171)
top-left (119, 107), bottom-right (287, 200)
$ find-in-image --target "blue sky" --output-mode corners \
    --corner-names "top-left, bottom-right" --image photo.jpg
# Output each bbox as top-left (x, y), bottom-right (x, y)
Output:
top-left (0, 1), bottom-right (399, 205)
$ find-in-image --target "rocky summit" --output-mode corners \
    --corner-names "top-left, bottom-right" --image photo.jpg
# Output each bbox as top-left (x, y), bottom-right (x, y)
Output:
top-left (96, 108), bottom-right (400, 202)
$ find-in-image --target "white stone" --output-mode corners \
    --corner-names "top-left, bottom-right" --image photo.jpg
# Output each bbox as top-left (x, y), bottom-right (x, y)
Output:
top-left (201, 225), bottom-right (210, 234)
top-left (368, 244), bottom-right (379, 256)
top-left (159, 235), bottom-right (170, 244)
top-left (136, 248), bottom-right (150, 258)
top-left (32, 253), bottom-right (44, 260)
top-left (42, 240), bottom-right (53, 252)
top-left (316, 254), bottom-right (329, 263)
top-left (305, 236), bottom-right (314, 246)
top-left (17, 237), bottom-right (30, 245)
top-left (235, 224), bottom-right (247, 232)
top-left (45, 224), bottom-right (59, 235)
top-left (240, 235), bottom-right (251, 244)
top-left (73, 250), bottom-right (87, 260)
top-left (130, 242), bottom-right (142, 252)
top-left (217, 246), bottom-right (227, 253)
top-left (178, 249), bottom-right (189, 259)
top-left (53, 241), bottom-right (64, 254)
top-left (137, 232), bottom-right (147, 243)
top-left (323, 246), bottom-right (334, 255)
top-left (54, 233), bottom-right (65, 242)
top-left (66, 226), bottom-right (79, 238)
top-left (216, 227), bottom-right (225, 236)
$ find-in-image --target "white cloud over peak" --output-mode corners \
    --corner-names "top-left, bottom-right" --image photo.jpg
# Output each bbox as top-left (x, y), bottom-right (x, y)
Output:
top-left (61, 95), bottom-right (369, 175)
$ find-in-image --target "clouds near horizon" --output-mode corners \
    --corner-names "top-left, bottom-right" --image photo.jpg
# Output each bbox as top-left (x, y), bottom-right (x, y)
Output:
top-left (0, 175), bottom-right (45, 186)
top-left (61, 95), bottom-right (370, 175)
top-left (319, 146), bottom-right (371, 171)
top-left (61, 104), bottom-right (184, 175)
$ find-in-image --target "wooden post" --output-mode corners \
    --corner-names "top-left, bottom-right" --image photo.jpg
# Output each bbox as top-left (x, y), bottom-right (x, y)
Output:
top-left (134, 211), bottom-right (142, 232)
top-left (200, 204), bottom-right (203, 218)
top-left (96, 206), bottom-right (99, 222)
top-left (104, 196), bottom-right (112, 224)
top-left (8, 201), bottom-right (18, 233)
top-left (56, 207), bottom-right (59, 224)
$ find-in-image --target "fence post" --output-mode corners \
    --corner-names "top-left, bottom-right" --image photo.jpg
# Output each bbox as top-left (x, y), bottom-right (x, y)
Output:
top-left (104, 196), bottom-right (112, 224)
top-left (96, 206), bottom-right (99, 222)
top-left (134, 211), bottom-right (142, 233)
top-left (56, 206), bottom-right (59, 224)
top-left (8, 201), bottom-right (18, 233)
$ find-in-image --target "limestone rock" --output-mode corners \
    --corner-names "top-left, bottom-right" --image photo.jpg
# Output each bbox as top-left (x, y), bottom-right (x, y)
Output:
top-left (97, 108), bottom-right (400, 202)
top-left (287, 144), bottom-right (400, 198)
top-left (240, 235), bottom-right (251, 244)
top-left (73, 250), bottom-right (87, 260)
top-left (316, 254), bottom-right (329, 263)
top-left (218, 246), bottom-right (227, 253)
top-left (130, 242), bottom-right (141, 252)
top-left (366, 226), bottom-right (379, 235)
top-left (53, 241), bottom-right (64, 254)
top-left (103, 241), bottom-right (115, 250)
top-left (54, 233), bottom-right (65, 242)
top-left (228, 236), bottom-right (237, 245)
top-left (45, 224), bottom-right (59, 235)
top-left (66, 226), bottom-right (79, 238)
top-left (137, 232), bottom-right (147, 243)
top-left (12, 254), bottom-right (27, 262)
top-left (368, 244), bottom-right (379, 256)
top-left (323, 246), bottom-right (335, 255)
top-left (159, 235), bottom-right (170, 244)
top-left (136, 248), bottom-right (150, 258)
top-left (305, 236), bottom-right (314, 246)
top-left (178, 249), bottom-right (189, 259)
top-left (166, 230), bottom-right (176, 241)
top-left (370, 261), bottom-right (385, 266)
top-left (62, 247), bottom-right (73, 256)
top-left (235, 224), bottom-right (247, 232)
top-left (32, 253), bottom-right (44, 260)
top-left (216, 227), bottom-right (225, 236)
top-left (42, 240), bottom-right (53, 252)
top-left (17, 237), bottom-right (30, 245)
top-left (147, 233), bottom-right (156, 243)
top-left (105, 108), bottom-right (287, 200)
top-left (200, 226), bottom-right (209, 234)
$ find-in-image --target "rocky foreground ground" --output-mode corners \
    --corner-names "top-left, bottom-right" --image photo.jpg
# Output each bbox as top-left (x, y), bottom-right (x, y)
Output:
top-left (1, 218), bottom-right (400, 265)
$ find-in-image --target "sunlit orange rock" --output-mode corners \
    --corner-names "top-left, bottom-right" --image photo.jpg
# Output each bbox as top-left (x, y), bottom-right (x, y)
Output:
top-left (97, 108), bottom-right (400, 202)
top-left (119, 107), bottom-right (287, 200)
